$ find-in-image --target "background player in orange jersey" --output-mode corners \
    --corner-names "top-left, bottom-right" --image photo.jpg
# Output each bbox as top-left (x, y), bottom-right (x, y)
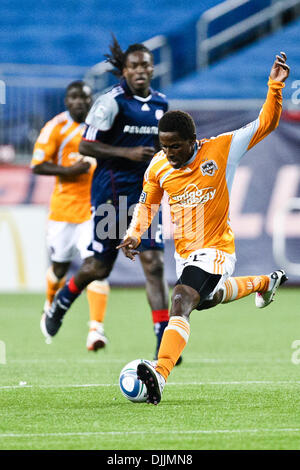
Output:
top-left (31, 81), bottom-right (110, 351)
top-left (118, 52), bottom-right (290, 404)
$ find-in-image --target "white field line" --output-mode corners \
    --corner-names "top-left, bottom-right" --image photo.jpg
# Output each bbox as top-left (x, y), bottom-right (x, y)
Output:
top-left (7, 358), bottom-right (290, 364)
top-left (1, 380), bottom-right (300, 391)
top-left (0, 428), bottom-right (300, 438)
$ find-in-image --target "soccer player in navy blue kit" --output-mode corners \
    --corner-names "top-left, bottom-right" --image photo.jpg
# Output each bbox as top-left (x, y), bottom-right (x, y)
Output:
top-left (41, 37), bottom-right (175, 361)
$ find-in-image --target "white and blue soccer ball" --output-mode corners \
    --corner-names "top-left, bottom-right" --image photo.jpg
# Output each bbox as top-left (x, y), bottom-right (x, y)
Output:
top-left (119, 359), bottom-right (147, 403)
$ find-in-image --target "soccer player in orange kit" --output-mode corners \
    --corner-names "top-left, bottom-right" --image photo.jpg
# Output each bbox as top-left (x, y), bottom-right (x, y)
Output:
top-left (32, 81), bottom-right (109, 351)
top-left (118, 52), bottom-right (290, 404)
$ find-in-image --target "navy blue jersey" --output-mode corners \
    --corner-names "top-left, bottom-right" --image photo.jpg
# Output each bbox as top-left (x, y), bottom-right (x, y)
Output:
top-left (82, 79), bottom-right (167, 259)
top-left (83, 79), bottom-right (168, 206)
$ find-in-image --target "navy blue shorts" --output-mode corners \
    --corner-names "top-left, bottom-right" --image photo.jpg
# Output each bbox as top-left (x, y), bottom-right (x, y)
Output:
top-left (89, 186), bottom-right (164, 262)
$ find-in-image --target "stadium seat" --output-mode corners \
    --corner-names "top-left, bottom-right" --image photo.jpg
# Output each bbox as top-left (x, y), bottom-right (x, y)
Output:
top-left (0, 0), bottom-right (222, 66)
top-left (163, 17), bottom-right (300, 99)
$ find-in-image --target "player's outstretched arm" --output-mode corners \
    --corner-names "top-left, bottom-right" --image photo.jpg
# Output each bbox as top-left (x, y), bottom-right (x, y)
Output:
top-left (240, 52), bottom-right (289, 152)
top-left (225, 52), bottom-right (290, 168)
top-left (116, 236), bottom-right (140, 261)
top-left (269, 51), bottom-right (290, 83)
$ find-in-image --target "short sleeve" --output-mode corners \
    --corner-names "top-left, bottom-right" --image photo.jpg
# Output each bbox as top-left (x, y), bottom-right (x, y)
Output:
top-left (31, 120), bottom-right (59, 167)
top-left (85, 93), bottom-right (119, 131)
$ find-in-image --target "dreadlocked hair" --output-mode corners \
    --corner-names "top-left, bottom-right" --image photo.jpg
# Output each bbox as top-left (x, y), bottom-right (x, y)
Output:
top-left (105, 34), bottom-right (153, 77)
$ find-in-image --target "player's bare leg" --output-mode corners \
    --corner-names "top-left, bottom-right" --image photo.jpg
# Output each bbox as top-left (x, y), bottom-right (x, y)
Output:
top-left (73, 256), bottom-right (114, 289)
top-left (140, 250), bottom-right (169, 311)
top-left (52, 261), bottom-right (70, 280)
top-left (170, 284), bottom-right (200, 319)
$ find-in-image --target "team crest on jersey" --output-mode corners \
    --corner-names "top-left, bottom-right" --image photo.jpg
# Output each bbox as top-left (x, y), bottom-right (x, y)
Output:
top-left (155, 109), bottom-right (164, 120)
top-left (200, 160), bottom-right (218, 176)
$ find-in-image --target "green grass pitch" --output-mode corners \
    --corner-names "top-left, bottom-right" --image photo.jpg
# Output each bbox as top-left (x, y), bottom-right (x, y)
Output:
top-left (0, 287), bottom-right (299, 450)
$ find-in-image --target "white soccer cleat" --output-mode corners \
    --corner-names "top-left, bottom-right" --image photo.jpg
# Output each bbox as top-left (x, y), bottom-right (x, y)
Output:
top-left (255, 269), bottom-right (288, 308)
top-left (137, 360), bottom-right (165, 405)
top-left (86, 322), bottom-right (108, 351)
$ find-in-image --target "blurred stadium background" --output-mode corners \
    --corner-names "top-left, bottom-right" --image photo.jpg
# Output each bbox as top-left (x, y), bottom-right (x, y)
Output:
top-left (1, 0), bottom-right (300, 292)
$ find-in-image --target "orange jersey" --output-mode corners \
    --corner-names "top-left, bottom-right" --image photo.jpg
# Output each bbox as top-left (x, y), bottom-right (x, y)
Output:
top-left (127, 79), bottom-right (284, 258)
top-left (31, 111), bottom-right (96, 223)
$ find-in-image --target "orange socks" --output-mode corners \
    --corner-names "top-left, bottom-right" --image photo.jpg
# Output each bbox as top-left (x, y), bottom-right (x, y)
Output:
top-left (86, 280), bottom-right (110, 326)
top-left (154, 276), bottom-right (271, 382)
top-left (156, 316), bottom-right (190, 381)
top-left (222, 275), bottom-right (270, 303)
top-left (46, 266), bottom-right (66, 305)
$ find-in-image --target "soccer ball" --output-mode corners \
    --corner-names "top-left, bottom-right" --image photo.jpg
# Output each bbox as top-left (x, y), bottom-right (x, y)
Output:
top-left (119, 359), bottom-right (147, 403)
